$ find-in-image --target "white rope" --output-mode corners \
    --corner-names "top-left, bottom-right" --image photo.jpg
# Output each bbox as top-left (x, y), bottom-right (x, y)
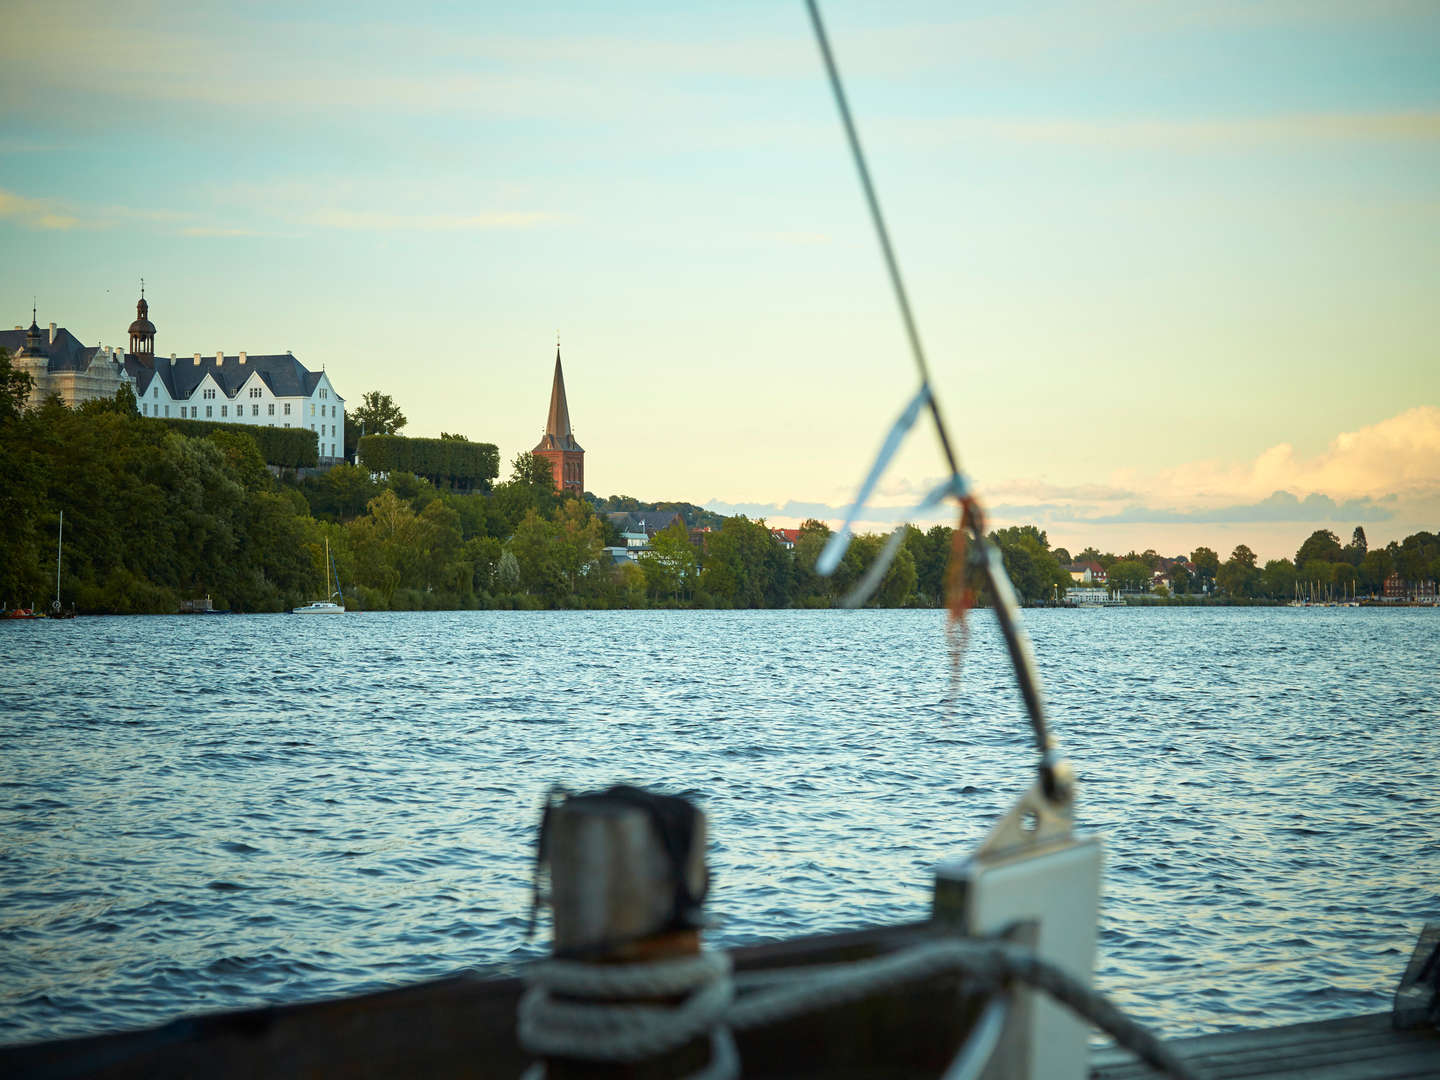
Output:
top-left (517, 938), bottom-right (1196, 1080)
top-left (517, 950), bottom-right (738, 1080)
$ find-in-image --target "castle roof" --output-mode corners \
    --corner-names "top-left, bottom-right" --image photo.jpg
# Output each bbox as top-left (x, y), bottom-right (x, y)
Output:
top-left (0, 325), bottom-right (102, 373)
top-left (126, 352), bottom-right (333, 400)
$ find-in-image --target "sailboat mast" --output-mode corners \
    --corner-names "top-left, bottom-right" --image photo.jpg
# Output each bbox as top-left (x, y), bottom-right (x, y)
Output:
top-left (55, 510), bottom-right (63, 608)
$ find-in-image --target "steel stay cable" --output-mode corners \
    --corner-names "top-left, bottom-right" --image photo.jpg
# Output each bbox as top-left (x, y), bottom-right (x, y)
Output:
top-left (804, 0), bottom-right (1063, 798)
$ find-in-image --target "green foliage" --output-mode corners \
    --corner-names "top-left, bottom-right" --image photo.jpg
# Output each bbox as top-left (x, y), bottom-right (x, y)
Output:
top-left (1107, 559), bottom-right (1151, 594)
top-left (358, 434), bottom-right (500, 492)
top-left (153, 415), bottom-right (318, 467)
top-left (352, 390), bottom-right (407, 436)
top-left (1295, 529), bottom-right (1344, 568)
top-left (1189, 547), bottom-right (1220, 588)
top-left (988, 526), bottom-right (1070, 603)
top-left (0, 347), bottom-right (35, 421)
top-left (641, 520), bottom-right (698, 601)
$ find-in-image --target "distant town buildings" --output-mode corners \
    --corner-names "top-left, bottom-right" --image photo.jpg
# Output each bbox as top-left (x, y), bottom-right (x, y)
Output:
top-left (533, 344), bottom-right (584, 495)
top-left (6, 288), bottom-right (346, 461)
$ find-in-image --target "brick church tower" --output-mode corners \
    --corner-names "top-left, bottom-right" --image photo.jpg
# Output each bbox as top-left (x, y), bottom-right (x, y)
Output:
top-left (533, 343), bottom-right (584, 494)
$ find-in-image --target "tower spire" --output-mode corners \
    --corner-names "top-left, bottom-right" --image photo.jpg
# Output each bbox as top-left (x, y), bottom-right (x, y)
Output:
top-left (546, 345), bottom-right (572, 439)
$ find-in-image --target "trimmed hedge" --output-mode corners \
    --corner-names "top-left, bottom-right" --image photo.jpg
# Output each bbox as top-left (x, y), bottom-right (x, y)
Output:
top-left (152, 417), bottom-right (319, 468)
top-left (358, 434), bottom-right (499, 492)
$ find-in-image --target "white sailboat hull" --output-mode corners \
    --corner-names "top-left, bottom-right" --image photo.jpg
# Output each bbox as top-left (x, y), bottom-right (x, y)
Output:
top-left (292, 602), bottom-right (346, 614)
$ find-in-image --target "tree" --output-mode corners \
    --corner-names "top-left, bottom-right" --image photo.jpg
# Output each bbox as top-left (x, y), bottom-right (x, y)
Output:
top-left (1169, 563), bottom-right (1192, 595)
top-left (439, 432), bottom-right (469, 441)
top-left (510, 450), bottom-right (554, 488)
top-left (1343, 526), bottom-right (1367, 566)
top-left (1358, 549), bottom-right (1393, 596)
top-left (1228, 544), bottom-right (1257, 569)
top-left (1107, 559), bottom-right (1150, 594)
top-left (1190, 547), bottom-right (1219, 590)
top-left (1294, 529), bottom-right (1343, 568)
top-left (642, 520), bottom-right (698, 601)
top-left (1217, 549), bottom-right (1259, 598)
top-left (1260, 559), bottom-right (1296, 599)
top-left (0, 347), bottom-right (34, 422)
top-left (352, 390), bottom-right (408, 436)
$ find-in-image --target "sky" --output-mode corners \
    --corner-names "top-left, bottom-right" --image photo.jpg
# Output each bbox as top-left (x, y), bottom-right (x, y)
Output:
top-left (2, 0), bottom-right (1437, 561)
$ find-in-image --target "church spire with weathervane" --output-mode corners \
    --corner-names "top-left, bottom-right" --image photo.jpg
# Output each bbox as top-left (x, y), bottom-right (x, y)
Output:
top-left (532, 336), bottom-right (585, 494)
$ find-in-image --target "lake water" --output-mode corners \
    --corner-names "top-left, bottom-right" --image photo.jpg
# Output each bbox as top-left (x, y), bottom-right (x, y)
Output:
top-left (1, 608), bottom-right (1437, 1048)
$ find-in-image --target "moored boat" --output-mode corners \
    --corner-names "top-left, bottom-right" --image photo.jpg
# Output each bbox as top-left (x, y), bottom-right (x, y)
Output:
top-left (293, 538), bottom-right (346, 614)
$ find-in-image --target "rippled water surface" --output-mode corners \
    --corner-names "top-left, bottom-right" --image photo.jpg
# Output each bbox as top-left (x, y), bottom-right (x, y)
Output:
top-left (2, 608), bottom-right (1437, 1046)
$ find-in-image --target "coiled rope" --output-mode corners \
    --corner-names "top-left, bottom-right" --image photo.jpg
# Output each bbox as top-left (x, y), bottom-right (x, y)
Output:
top-left (518, 938), bottom-right (1201, 1080)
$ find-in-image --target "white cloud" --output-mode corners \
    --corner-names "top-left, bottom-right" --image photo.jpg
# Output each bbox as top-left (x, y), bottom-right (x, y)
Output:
top-left (0, 189), bottom-right (80, 230)
top-left (298, 209), bottom-right (557, 232)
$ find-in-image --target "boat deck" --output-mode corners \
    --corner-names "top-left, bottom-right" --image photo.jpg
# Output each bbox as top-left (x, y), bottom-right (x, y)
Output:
top-left (1090, 1012), bottom-right (1440, 1080)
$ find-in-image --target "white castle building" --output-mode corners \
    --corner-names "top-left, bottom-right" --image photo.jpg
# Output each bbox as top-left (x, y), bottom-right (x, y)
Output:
top-left (3, 289), bottom-right (346, 462)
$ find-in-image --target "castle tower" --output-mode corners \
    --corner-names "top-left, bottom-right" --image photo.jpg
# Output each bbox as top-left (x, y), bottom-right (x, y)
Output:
top-left (128, 280), bottom-right (155, 366)
top-left (532, 343), bottom-right (585, 495)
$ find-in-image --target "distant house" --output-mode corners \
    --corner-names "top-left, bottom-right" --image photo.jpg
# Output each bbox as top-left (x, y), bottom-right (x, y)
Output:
top-left (1068, 561), bottom-right (1106, 584)
top-left (1385, 572), bottom-right (1438, 602)
top-left (770, 528), bottom-right (800, 550)
top-left (607, 511), bottom-right (685, 539)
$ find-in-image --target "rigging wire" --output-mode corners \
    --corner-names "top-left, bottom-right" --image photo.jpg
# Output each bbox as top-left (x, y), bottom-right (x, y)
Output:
top-left (803, 0), bottom-right (1066, 800)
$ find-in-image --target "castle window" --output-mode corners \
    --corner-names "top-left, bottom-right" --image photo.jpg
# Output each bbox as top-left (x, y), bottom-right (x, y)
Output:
top-left (220, 405), bottom-right (227, 417)
top-left (284, 403), bottom-right (291, 415)
top-left (310, 403), bottom-right (316, 416)
top-left (268, 403), bottom-right (275, 416)
top-left (252, 404), bottom-right (259, 416)
top-left (206, 406), bottom-right (213, 418)
top-left (152, 388), bottom-right (158, 399)
top-left (164, 406), bottom-right (170, 416)
top-left (142, 404), bottom-right (148, 415)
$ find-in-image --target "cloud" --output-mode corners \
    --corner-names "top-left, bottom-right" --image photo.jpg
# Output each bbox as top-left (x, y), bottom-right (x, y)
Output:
top-left (1072, 491), bottom-right (1397, 525)
top-left (911, 110), bottom-right (1440, 151)
top-left (0, 189), bottom-right (80, 230)
top-left (298, 209), bottom-right (557, 232)
top-left (706, 407), bottom-right (1440, 538)
top-left (1125, 406), bottom-right (1440, 505)
top-left (179, 226), bottom-right (269, 238)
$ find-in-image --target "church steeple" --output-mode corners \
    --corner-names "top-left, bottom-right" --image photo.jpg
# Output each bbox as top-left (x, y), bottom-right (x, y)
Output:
top-left (533, 338), bottom-right (585, 494)
top-left (545, 343), bottom-right (573, 441)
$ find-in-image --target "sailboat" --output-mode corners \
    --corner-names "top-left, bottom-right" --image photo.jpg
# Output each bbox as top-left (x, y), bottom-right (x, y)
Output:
top-left (292, 537), bottom-right (345, 614)
top-left (48, 509), bottom-right (76, 619)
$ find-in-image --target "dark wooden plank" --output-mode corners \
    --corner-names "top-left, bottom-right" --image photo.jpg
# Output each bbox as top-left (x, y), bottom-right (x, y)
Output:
top-left (1091, 1012), bottom-right (1440, 1080)
top-left (1, 921), bottom-right (987, 1080)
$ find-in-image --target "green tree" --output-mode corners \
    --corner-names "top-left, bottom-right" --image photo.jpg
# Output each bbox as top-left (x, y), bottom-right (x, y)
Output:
top-left (1294, 529), bottom-right (1343, 568)
top-left (1343, 526), bottom-right (1367, 566)
top-left (1169, 563), bottom-right (1193, 595)
top-left (642, 519), bottom-right (697, 602)
top-left (1190, 547), bottom-right (1219, 591)
top-left (1107, 559), bottom-right (1151, 594)
top-left (1260, 558), bottom-right (1297, 599)
top-left (352, 390), bottom-right (408, 436)
top-left (1358, 549), bottom-right (1393, 596)
top-left (0, 348), bottom-right (35, 422)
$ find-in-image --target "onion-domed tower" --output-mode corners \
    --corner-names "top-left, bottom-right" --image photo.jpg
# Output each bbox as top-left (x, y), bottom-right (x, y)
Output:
top-left (128, 280), bottom-right (156, 366)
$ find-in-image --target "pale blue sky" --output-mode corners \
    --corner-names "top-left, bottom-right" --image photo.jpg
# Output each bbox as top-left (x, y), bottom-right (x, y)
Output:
top-left (3, 1), bottom-right (1437, 557)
